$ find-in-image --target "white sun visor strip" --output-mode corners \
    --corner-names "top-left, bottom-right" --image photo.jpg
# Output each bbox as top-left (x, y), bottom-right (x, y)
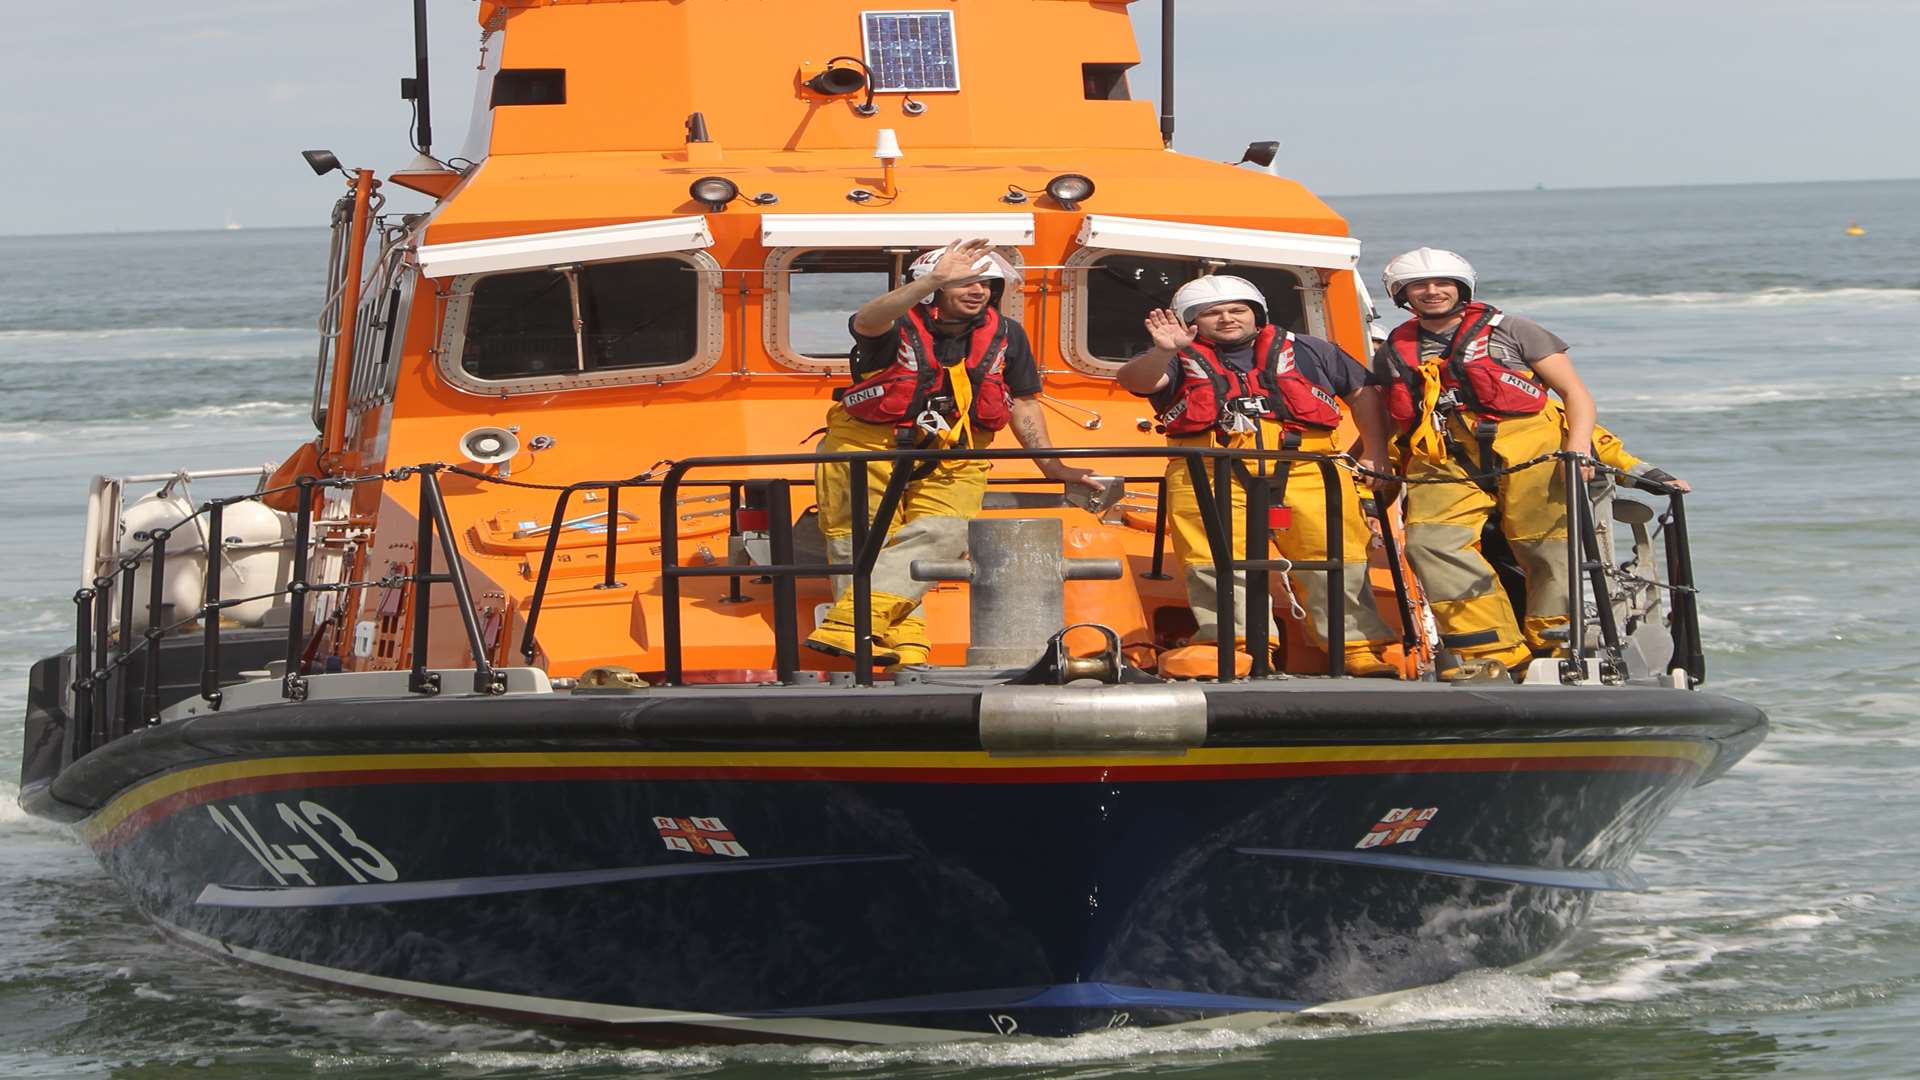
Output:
top-left (1075, 215), bottom-right (1361, 271)
top-left (417, 216), bottom-right (715, 279)
top-left (759, 213), bottom-right (1035, 249)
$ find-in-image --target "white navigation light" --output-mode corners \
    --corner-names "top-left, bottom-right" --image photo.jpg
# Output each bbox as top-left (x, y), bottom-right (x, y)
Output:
top-left (861, 10), bottom-right (960, 92)
top-left (873, 128), bottom-right (903, 161)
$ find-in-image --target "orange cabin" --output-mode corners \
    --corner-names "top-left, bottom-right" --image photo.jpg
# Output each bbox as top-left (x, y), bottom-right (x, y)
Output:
top-left (310, 0), bottom-right (1415, 680)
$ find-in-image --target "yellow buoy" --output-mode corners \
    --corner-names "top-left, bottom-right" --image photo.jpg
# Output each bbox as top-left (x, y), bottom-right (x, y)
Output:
top-left (1846, 221), bottom-right (1866, 236)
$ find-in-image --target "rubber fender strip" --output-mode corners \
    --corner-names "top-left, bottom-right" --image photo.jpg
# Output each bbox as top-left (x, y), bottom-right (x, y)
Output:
top-left (195, 853), bottom-right (908, 908)
top-left (1236, 847), bottom-right (1647, 891)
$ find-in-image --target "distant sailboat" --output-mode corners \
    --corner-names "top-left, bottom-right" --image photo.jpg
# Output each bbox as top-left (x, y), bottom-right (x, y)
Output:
top-left (223, 209), bottom-right (243, 231)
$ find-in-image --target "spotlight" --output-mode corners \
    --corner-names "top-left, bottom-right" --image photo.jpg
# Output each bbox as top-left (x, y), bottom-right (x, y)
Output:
top-left (804, 65), bottom-right (868, 97)
top-left (302, 149), bottom-right (343, 176)
top-left (1045, 173), bottom-right (1095, 210)
top-left (1234, 140), bottom-right (1280, 168)
top-left (689, 176), bottom-right (739, 212)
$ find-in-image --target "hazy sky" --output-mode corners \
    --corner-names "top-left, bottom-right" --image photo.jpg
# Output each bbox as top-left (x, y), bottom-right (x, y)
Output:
top-left (3, 1), bottom-right (1915, 235)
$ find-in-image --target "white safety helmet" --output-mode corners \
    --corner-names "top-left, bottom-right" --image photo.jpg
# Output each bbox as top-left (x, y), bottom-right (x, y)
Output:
top-left (1381, 247), bottom-right (1477, 309)
top-left (1171, 274), bottom-right (1268, 326)
top-left (907, 246), bottom-right (1013, 306)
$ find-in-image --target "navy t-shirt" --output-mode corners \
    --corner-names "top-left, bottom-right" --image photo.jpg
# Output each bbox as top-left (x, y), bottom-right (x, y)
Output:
top-left (1147, 332), bottom-right (1370, 412)
top-left (849, 312), bottom-right (1043, 398)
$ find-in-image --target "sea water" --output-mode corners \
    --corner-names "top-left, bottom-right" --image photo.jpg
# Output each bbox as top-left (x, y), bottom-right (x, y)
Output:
top-left (1, 179), bottom-right (1915, 1078)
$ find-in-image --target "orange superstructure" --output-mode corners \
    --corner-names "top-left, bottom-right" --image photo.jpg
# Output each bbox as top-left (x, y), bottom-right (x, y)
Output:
top-left (308, 0), bottom-right (1417, 681)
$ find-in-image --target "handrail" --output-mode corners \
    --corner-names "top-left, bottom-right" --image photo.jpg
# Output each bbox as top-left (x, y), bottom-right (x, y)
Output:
top-left (65, 463), bottom-right (501, 757)
top-left (62, 447), bottom-right (1708, 768)
top-left (649, 444), bottom-right (1350, 686)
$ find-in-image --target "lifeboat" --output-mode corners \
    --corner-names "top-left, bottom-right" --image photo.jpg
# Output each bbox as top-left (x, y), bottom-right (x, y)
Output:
top-left (16, 0), bottom-right (1764, 1043)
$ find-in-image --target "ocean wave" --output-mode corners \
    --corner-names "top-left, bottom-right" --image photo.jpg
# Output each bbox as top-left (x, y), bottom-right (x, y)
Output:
top-left (160, 401), bottom-right (306, 420)
top-left (0, 402), bottom-right (307, 445)
top-left (1604, 378), bottom-right (1919, 415)
top-left (1505, 286), bottom-right (1920, 310)
top-left (0, 326), bottom-right (305, 341)
top-left (308, 1021), bottom-right (1331, 1074)
top-left (50, 350), bottom-right (303, 362)
top-left (0, 784), bottom-right (66, 837)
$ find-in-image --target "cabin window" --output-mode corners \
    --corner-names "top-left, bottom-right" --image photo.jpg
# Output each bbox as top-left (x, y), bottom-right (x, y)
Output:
top-left (1061, 251), bottom-right (1323, 377)
top-left (1082, 63), bottom-right (1132, 100)
top-left (491, 68), bottom-right (566, 107)
top-left (437, 252), bottom-right (724, 393)
top-left (786, 250), bottom-right (894, 361)
top-left (764, 247), bottom-right (1027, 373)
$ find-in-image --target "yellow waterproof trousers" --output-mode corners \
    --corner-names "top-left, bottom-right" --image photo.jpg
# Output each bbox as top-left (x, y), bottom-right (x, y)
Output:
top-left (1164, 424), bottom-right (1395, 651)
top-left (813, 407), bottom-right (991, 646)
top-left (1402, 409), bottom-right (1570, 669)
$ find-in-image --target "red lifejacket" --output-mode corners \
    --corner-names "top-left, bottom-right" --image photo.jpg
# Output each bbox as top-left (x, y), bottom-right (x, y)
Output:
top-left (1156, 327), bottom-right (1344, 437)
top-left (835, 306), bottom-right (1013, 433)
top-left (1383, 303), bottom-right (1548, 433)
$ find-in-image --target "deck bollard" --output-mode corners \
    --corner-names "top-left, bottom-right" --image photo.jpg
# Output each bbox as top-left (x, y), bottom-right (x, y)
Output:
top-left (910, 518), bottom-right (1122, 667)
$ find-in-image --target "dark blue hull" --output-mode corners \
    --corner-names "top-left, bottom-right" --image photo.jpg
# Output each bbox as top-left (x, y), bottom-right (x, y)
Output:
top-left (27, 682), bottom-right (1765, 1043)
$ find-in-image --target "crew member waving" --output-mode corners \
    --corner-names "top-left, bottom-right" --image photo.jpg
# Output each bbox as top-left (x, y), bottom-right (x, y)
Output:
top-left (1116, 275), bottom-right (1401, 679)
top-left (807, 238), bottom-right (1099, 665)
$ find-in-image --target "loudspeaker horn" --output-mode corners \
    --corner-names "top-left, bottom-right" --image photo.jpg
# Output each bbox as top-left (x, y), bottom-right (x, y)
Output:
top-left (459, 426), bottom-right (521, 466)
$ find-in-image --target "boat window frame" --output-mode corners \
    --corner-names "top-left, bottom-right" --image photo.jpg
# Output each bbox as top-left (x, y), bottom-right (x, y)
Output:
top-left (1057, 248), bottom-right (1331, 378)
top-left (433, 249), bottom-right (725, 395)
top-left (762, 245), bottom-right (1027, 374)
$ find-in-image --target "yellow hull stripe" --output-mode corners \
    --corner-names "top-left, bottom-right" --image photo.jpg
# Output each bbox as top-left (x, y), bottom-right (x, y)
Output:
top-left (79, 740), bottom-right (1716, 843)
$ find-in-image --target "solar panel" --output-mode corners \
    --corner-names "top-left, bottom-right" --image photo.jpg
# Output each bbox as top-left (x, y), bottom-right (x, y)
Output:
top-left (861, 10), bottom-right (961, 93)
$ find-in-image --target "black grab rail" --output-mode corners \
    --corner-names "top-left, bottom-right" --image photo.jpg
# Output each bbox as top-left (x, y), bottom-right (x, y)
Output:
top-left (64, 446), bottom-right (1707, 770)
top-left (1548, 450), bottom-right (1702, 686)
top-left (637, 444), bottom-right (1346, 686)
top-left (65, 464), bottom-right (501, 764)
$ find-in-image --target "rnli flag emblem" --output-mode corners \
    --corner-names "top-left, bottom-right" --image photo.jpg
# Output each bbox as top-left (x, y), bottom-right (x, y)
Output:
top-left (1355, 806), bottom-right (1437, 849)
top-left (653, 815), bottom-right (749, 857)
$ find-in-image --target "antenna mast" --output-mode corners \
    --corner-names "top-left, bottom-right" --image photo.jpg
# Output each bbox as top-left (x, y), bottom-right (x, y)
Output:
top-left (1159, 0), bottom-right (1175, 147)
top-left (403, 0), bottom-right (434, 155)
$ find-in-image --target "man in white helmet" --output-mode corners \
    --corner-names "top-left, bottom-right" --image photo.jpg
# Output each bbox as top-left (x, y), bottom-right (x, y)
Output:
top-left (1115, 274), bottom-right (1402, 679)
top-left (807, 238), bottom-right (1099, 665)
top-left (1372, 247), bottom-right (1685, 679)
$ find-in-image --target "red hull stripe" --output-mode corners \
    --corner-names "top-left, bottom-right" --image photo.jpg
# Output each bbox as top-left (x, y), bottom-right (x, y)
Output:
top-left (86, 749), bottom-right (1702, 851)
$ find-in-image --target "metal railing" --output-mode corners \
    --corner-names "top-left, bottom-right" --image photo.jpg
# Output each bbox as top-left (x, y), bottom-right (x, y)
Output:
top-left (65, 464), bottom-right (498, 765)
top-left (1554, 451), bottom-right (1703, 684)
top-left (63, 445), bottom-right (1705, 767)
top-left (515, 445), bottom-right (1361, 687)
